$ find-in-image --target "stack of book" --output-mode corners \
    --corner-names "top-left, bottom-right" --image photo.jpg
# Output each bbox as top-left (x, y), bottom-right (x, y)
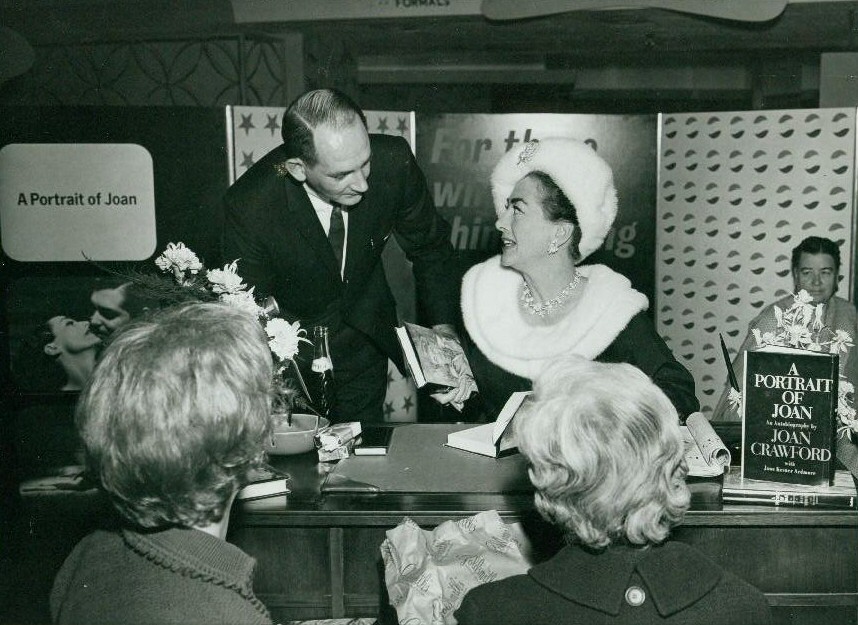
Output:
top-left (724, 341), bottom-right (857, 509)
top-left (722, 469), bottom-right (857, 509)
top-left (236, 465), bottom-right (290, 502)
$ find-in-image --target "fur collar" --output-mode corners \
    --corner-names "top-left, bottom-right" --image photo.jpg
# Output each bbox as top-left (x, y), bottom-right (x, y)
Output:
top-left (462, 256), bottom-right (648, 380)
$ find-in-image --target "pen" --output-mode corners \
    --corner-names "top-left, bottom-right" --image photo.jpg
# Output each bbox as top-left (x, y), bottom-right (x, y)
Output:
top-left (719, 333), bottom-right (740, 391)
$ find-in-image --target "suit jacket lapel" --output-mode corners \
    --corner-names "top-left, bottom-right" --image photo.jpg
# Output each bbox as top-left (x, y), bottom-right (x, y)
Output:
top-left (281, 177), bottom-right (341, 278)
top-left (343, 196), bottom-right (374, 282)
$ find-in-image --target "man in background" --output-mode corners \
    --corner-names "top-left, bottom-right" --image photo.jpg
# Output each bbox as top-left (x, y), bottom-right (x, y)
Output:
top-left (89, 280), bottom-right (153, 339)
top-left (222, 88), bottom-right (459, 422)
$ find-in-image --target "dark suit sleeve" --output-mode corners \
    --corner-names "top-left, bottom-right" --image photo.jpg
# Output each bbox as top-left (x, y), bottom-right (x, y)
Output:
top-left (386, 137), bottom-right (459, 326)
top-left (602, 312), bottom-right (700, 420)
top-left (221, 178), bottom-right (277, 300)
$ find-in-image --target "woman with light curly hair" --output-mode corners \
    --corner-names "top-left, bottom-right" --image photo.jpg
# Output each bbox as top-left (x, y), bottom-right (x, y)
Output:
top-left (455, 358), bottom-right (772, 625)
top-left (51, 302), bottom-right (275, 625)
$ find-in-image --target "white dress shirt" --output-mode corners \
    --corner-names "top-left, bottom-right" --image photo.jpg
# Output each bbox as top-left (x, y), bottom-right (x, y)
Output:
top-left (305, 184), bottom-right (348, 277)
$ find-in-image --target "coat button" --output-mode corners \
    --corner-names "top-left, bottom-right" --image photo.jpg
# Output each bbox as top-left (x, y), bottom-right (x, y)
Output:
top-left (625, 586), bottom-right (646, 607)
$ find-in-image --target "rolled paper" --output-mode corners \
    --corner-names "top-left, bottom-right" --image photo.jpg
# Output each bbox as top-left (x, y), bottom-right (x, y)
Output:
top-left (687, 412), bottom-right (732, 467)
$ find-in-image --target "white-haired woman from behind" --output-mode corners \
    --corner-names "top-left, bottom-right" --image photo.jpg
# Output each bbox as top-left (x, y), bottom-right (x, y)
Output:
top-left (455, 358), bottom-right (772, 625)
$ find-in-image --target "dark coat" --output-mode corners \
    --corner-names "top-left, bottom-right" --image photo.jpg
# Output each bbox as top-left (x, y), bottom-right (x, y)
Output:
top-left (455, 541), bottom-right (773, 625)
top-left (222, 134), bottom-right (458, 367)
top-left (466, 311), bottom-right (701, 420)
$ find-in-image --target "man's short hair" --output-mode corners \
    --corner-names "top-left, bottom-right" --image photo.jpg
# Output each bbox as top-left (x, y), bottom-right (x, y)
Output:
top-left (791, 235), bottom-right (841, 272)
top-left (281, 88), bottom-right (367, 165)
top-left (76, 302), bottom-right (274, 529)
top-left (516, 357), bottom-right (690, 549)
top-left (91, 279), bottom-right (158, 319)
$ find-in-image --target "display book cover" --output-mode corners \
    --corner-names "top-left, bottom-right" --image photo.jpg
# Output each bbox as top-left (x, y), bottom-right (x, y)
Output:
top-left (723, 469), bottom-right (857, 509)
top-left (395, 322), bottom-right (469, 391)
top-left (445, 391), bottom-right (531, 458)
top-left (741, 345), bottom-right (839, 487)
top-left (236, 464), bottom-right (291, 501)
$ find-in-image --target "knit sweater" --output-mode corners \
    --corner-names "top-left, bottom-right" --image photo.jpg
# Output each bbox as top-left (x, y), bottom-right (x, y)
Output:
top-left (50, 527), bottom-right (272, 625)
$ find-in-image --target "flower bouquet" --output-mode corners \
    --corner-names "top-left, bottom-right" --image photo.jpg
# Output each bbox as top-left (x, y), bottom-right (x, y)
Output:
top-left (151, 242), bottom-right (317, 424)
top-left (728, 289), bottom-right (856, 438)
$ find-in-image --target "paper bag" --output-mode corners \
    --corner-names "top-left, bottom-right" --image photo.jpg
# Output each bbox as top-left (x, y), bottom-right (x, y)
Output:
top-left (381, 510), bottom-right (531, 625)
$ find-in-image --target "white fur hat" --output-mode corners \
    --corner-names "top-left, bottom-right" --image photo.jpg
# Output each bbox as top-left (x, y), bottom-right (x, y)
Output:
top-left (490, 137), bottom-right (618, 261)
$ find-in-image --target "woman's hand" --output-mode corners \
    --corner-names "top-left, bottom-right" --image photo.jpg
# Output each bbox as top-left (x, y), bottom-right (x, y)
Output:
top-left (428, 324), bottom-right (478, 410)
top-left (431, 375), bottom-right (477, 411)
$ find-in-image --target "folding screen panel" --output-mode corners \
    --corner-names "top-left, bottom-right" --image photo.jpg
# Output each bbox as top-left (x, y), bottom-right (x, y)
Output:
top-left (657, 109), bottom-right (856, 415)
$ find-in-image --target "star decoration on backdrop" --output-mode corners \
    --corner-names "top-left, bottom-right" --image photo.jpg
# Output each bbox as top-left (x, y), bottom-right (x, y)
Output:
top-left (376, 117), bottom-right (389, 133)
top-left (396, 117), bottom-right (408, 135)
top-left (240, 151), bottom-right (255, 170)
top-left (264, 114), bottom-right (280, 137)
top-left (238, 113), bottom-right (255, 135)
top-left (383, 401), bottom-right (394, 418)
top-left (402, 395), bottom-right (414, 414)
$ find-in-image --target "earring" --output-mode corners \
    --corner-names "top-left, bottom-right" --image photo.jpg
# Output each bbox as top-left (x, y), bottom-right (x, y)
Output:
top-left (547, 239), bottom-right (559, 255)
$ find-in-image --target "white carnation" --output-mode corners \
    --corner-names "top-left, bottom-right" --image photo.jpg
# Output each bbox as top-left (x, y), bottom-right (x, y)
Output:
top-left (219, 290), bottom-right (263, 317)
top-left (266, 318), bottom-right (308, 361)
top-left (155, 242), bottom-right (203, 284)
top-left (155, 242), bottom-right (202, 273)
top-left (207, 260), bottom-right (247, 295)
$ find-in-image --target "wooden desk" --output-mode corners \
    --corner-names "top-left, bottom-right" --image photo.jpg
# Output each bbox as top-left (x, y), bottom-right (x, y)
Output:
top-left (229, 445), bottom-right (858, 625)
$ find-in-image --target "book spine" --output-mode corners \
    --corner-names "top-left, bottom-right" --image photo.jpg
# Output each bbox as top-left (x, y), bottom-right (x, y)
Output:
top-left (397, 326), bottom-right (426, 388)
top-left (826, 357), bottom-right (839, 486)
top-left (723, 491), bottom-right (855, 508)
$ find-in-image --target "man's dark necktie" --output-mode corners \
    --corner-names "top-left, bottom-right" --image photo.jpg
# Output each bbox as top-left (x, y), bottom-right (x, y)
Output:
top-left (328, 203), bottom-right (345, 274)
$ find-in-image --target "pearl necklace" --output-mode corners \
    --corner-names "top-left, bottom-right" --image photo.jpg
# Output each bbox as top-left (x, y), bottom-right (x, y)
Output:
top-left (520, 271), bottom-right (582, 318)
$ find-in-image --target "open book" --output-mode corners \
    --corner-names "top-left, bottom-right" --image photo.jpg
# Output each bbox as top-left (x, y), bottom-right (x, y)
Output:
top-left (395, 322), bottom-right (471, 391)
top-left (446, 391), bottom-right (531, 458)
top-left (682, 412), bottom-right (731, 477)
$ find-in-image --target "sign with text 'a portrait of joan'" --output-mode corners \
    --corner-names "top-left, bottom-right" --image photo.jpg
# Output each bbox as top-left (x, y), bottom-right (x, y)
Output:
top-left (0, 143), bottom-right (157, 262)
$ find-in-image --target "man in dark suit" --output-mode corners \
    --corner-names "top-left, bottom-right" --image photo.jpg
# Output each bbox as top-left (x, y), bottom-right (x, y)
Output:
top-left (222, 88), bottom-right (459, 422)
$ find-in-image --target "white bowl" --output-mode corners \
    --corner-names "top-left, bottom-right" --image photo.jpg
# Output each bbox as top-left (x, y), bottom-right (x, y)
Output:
top-left (267, 413), bottom-right (329, 455)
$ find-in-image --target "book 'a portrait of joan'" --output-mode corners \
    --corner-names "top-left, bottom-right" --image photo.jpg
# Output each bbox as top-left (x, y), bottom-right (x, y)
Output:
top-left (413, 332), bottom-right (470, 387)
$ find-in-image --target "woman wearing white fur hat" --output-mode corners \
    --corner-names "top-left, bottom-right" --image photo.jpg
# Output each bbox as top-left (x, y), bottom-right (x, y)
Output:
top-left (437, 137), bottom-right (699, 420)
